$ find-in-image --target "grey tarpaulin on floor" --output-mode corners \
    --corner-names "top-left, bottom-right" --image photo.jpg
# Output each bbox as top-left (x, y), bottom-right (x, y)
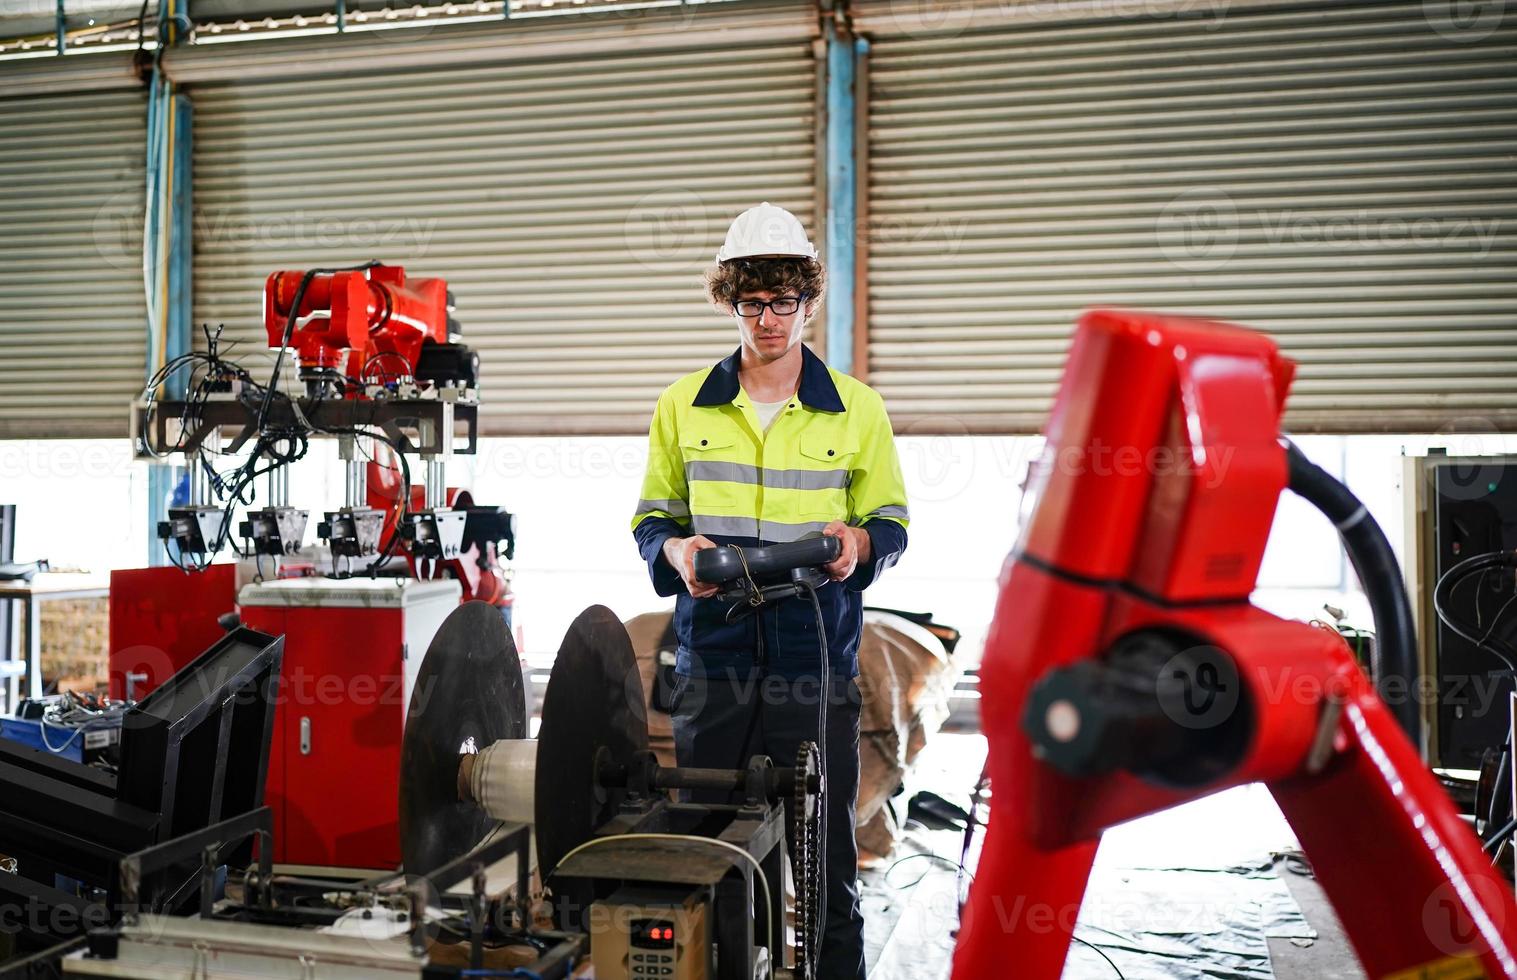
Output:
top-left (1070, 862), bottom-right (1316, 980)
top-left (862, 737), bottom-right (1316, 980)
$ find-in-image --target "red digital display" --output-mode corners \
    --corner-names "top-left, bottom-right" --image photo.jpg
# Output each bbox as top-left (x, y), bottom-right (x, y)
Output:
top-left (631, 918), bottom-right (676, 950)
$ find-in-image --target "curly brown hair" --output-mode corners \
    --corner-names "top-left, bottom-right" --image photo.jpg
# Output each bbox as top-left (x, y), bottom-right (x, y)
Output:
top-left (704, 257), bottom-right (826, 312)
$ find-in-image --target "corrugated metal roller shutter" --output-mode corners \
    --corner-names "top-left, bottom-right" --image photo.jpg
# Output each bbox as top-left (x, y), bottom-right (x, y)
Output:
top-left (0, 76), bottom-right (148, 438)
top-left (862, 0), bottom-right (1517, 433)
top-left (191, 20), bottom-right (819, 435)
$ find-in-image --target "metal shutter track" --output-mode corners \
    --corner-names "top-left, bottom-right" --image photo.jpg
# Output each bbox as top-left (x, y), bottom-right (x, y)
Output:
top-left (192, 34), bottom-right (818, 435)
top-left (864, 0), bottom-right (1517, 433)
top-left (0, 83), bottom-right (147, 438)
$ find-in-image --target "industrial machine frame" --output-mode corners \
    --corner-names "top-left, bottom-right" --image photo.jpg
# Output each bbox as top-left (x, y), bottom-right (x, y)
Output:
top-left (0, 626), bottom-right (282, 957)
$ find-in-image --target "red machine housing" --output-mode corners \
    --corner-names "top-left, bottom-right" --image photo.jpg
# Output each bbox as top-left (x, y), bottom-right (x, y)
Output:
top-left (107, 564), bottom-right (239, 700)
top-left (263, 265), bottom-right (447, 387)
top-left (955, 310), bottom-right (1517, 979)
top-left (239, 577), bottom-right (460, 870)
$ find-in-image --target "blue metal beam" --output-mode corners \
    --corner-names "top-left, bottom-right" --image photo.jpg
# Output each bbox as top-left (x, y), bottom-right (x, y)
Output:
top-left (55, 0), bottom-right (65, 54)
top-left (146, 6), bottom-right (193, 566)
top-left (824, 17), bottom-right (856, 375)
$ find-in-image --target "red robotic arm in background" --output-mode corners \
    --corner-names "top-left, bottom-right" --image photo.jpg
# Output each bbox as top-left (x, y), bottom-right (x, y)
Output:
top-left (263, 264), bottom-right (448, 390)
top-left (955, 311), bottom-right (1517, 979)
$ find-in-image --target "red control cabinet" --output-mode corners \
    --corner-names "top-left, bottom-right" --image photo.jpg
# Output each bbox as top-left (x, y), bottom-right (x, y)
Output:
top-left (238, 578), bottom-right (460, 871)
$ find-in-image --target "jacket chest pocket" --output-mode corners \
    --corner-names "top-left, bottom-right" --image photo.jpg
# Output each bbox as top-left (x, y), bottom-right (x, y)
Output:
top-left (681, 431), bottom-right (746, 514)
top-left (795, 431), bottom-right (857, 520)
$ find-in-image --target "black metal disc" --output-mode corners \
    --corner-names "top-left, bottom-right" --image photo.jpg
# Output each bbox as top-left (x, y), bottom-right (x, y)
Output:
top-left (400, 600), bottom-right (526, 877)
top-left (534, 604), bottom-right (649, 882)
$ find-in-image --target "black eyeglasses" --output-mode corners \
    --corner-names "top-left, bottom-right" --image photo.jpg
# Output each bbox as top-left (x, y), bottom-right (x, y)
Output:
top-left (733, 295), bottom-right (806, 318)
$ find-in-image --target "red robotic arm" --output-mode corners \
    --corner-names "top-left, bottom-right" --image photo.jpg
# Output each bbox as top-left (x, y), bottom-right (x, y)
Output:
top-left (956, 310), bottom-right (1517, 979)
top-left (263, 264), bottom-right (448, 391)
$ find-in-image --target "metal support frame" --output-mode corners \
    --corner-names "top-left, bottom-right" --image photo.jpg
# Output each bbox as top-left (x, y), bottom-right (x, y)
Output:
top-left (851, 35), bottom-right (871, 382)
top-left (118, 806), bottom-right (274, 920)
top-left (823, 13), bottom-right (857, 376)
top-left (145, 15), bottom-right (194, 567)
top-left (135, 396), bottom-right (479, 460)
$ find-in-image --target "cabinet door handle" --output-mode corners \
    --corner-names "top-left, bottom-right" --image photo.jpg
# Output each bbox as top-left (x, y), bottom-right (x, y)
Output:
top-left (300, 717), bottom-right (312, 756)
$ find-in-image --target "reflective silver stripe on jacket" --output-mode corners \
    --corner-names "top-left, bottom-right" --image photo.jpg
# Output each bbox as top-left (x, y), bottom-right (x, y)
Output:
top-left (690, 515), bottom-right (832, 542)
top-left (633, 498), bottom-right (691, 519)
top-left (684, 461), bottom-right (849, 491)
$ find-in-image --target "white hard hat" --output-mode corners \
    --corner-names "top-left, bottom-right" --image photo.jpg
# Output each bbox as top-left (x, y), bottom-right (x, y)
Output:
top-left (715, 202), bottom-right (818, 262)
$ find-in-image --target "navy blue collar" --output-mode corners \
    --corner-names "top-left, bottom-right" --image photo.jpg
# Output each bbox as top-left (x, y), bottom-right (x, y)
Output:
top-left (692, 344), bottom-right (846, 413)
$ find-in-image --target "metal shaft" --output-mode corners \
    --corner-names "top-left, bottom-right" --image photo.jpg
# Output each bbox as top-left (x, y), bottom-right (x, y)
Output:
top-left (424, 458), bottom-right (446, 509)
top-left (344, 459), bottom-right (366, 508)
top-left (267, 465), bottom-right (290, 507)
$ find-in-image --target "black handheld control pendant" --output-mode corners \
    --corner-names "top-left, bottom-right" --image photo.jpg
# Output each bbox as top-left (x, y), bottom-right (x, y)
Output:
top-left (692, 536), bottom-right (842, 586)
top-left (692, 536), bottom-right (844, 624)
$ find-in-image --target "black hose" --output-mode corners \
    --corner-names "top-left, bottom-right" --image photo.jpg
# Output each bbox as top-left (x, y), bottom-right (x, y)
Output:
top-left (1284, 440), bottom-right (1421, 746)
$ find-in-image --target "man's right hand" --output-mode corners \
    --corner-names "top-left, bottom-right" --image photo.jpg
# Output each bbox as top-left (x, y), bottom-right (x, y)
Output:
top-left (662, 535), bottom-right (720, 598)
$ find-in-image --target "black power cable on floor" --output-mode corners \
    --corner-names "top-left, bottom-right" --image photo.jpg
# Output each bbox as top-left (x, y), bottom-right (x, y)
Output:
top-left (1071, 934), bottom-right (1127, 980)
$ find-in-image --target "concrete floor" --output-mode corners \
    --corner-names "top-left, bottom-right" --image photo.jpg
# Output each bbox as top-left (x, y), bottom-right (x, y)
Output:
top-left (1269, 866), bottom-right (1366, 980)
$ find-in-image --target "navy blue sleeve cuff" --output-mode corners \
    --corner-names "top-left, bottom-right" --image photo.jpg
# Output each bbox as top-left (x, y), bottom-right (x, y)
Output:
top-left (844, 520), bottom-right (908, 593)
top-left (634, 517), bottom-right (687, 597)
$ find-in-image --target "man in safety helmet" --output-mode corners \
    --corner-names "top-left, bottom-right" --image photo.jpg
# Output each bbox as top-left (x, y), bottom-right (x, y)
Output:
top-left (632, 203), bottom-right (909, 979)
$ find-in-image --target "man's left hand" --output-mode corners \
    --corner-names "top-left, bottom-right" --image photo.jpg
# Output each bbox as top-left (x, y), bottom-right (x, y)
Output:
top-left (821, 521), bottom-right (872, 582)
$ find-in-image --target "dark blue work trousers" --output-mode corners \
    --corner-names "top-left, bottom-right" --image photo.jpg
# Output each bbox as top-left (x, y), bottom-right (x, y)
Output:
top-left (670, 670), bottom-right (866, 980)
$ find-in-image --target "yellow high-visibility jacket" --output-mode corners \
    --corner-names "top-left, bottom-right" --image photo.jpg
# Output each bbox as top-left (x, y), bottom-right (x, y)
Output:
top-left (632, 345), bottom-right (909, 679)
